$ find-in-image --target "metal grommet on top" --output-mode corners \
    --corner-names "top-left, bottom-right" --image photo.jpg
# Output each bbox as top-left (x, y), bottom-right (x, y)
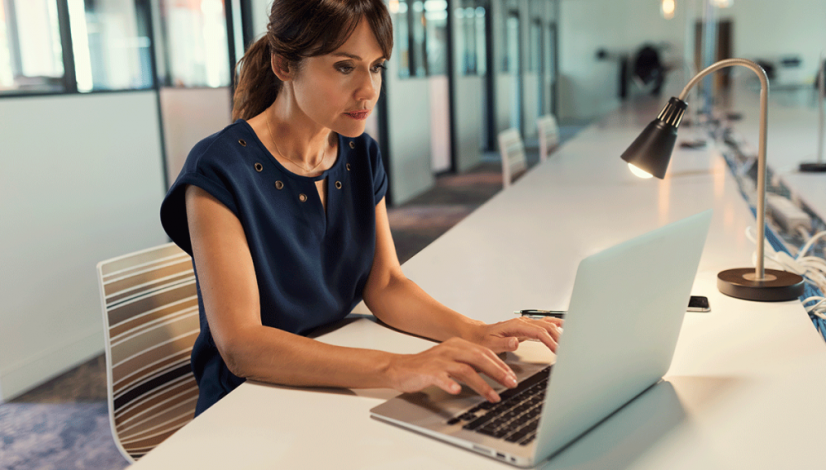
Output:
top-left (346, 163), bottom-right (351, 171)
top-left (254, 163), bottom-right (263, 172)
top-left (275, 180), bottom-right (284, 190)
top-left (238, 139), bottom-right (247, 147)
top-left (299, 193), bottom-right (308, 202)
top-left (349, 141), bottom-right (356, 149)
top-left (335, 181), bottom-right (342, 189)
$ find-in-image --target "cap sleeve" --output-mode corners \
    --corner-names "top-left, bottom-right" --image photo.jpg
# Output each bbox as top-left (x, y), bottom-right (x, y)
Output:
top-left (160, 138), bottom-right (240, 255)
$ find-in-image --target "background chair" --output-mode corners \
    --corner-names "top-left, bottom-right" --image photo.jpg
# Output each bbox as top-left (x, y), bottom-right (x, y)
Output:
top-left (537, 115), bottom-right (560, 162)
top-left (497, 128), bottom-right (528, 188)
top-left (97, 242), bottom-right (200, 462)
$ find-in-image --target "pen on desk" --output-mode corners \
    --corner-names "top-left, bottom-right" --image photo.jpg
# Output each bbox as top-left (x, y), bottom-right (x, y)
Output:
top-left (515, 309), bottom-right (566, 319)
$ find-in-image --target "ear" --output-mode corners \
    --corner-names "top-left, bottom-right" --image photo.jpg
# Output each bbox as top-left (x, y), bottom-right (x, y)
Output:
top-left (271, 54), bottom-right (293, 81)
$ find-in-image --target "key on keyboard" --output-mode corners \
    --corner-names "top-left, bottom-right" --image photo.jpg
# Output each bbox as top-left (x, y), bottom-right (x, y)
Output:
top-left (445, 366), bottom-right (552, 445)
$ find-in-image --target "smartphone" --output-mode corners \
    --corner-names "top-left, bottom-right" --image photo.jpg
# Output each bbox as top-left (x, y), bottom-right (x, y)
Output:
top-left (687, 295), bottom-right (711, 312)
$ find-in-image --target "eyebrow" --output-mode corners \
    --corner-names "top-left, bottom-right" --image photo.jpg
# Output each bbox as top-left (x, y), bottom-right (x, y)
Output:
top-left (331, 52), bottom-right (386, 62)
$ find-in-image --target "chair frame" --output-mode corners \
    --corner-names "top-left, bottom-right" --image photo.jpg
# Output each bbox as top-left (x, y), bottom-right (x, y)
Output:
top-left (97, 242), bottom-right (200, 463)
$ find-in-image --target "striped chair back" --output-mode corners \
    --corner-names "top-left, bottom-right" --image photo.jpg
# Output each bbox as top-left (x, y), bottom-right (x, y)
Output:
top-left (498, 128), bottom-right (527, 188)
top-left (537, 114), bottom-right (560, 162)
top-left (96, 243), bottom-right (200, 462)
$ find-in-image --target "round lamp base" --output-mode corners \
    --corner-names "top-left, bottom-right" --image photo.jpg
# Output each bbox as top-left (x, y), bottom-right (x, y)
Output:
top-left (717, 268), bottom-right (805, 302)
top-left (799, 162), bottom-right (826, 173)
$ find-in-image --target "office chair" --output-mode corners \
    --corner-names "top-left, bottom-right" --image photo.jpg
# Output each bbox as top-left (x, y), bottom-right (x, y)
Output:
top-left (497, 128), bottom-right (528, 188)
top-left (96, 243), bottom-right (200, 462)
top-left (537, 115), bottom-right (560, 162)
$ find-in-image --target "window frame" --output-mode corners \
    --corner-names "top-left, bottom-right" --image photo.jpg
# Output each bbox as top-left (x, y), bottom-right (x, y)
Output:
top-left (0, 0), bottom-right (243, 99)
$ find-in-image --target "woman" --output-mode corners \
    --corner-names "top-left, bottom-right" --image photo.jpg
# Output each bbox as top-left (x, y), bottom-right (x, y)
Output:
top-left (160, 0), bottom-right (562, 417)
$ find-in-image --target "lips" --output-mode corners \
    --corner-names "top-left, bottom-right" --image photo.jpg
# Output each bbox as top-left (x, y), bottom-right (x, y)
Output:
top-left (345, 110), bottom-right (370, 120)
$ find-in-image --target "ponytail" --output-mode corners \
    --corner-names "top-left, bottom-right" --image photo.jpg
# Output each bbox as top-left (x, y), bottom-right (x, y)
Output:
top-left (232, 36), bottom-right (280, 121)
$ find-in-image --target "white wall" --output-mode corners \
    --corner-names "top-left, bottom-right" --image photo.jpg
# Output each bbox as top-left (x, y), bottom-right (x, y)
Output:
top-left (523, 73), bottom-right (540, 138)
top-left (386, 78), bottom-right (435, 204)
top-left (720, 0), bottom-right (826, 85)
top-left (429, 76), bottom-right (452, 173)
top-left (453, 75), bottom-right (484, 172)
top-left (0, 92), bottom-right (168, 401)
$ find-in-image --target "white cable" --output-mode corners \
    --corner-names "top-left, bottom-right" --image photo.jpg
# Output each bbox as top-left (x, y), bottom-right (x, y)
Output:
top-left (798, 230), bottom-right (826, 258)
top-left (746, 227), bottom-right (826, 293)
top-left (802, 296), bottom-right (826, 319)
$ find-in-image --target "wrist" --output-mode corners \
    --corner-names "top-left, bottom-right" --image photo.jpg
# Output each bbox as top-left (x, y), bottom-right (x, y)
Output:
top-left (459, 318), bottom-right (487, 345)
top-left (379, 352), bottom-right (404, 390)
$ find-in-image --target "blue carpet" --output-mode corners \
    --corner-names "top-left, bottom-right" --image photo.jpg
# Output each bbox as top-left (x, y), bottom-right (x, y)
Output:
top-left (0, 402), bottom-right (128, 470)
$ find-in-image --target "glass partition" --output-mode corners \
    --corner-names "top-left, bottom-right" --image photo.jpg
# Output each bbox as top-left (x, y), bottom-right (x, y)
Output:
top-left (66, 0), bottom-right (153, 92)
top-left (392, 0), bottom-right (447, 78)
top-left (529, 18), bottom-right (541, 73)
top-left (0, 0), bottom-right (65, 94)
top-left (155, 0), bottom-right (230, 87)
top-left (423, 0), bottom-right (447, 76)
top-left (456, 3), bottom-right (486, 77)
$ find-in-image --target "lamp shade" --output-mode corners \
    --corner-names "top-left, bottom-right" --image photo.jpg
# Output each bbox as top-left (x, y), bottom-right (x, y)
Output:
top-left (621, 97), bottom-right (688, 179)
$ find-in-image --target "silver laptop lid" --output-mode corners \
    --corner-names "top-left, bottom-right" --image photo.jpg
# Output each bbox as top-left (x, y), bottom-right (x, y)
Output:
top-left (533, 210), bottom-right (713, 462)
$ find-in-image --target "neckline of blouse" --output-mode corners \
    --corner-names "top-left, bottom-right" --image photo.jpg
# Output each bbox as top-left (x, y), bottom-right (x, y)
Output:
top-left (238, 118), bottom-right (345, 183)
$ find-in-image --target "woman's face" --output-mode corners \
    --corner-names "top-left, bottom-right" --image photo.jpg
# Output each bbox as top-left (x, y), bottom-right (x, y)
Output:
top-left (291, 18), bottom-right (386, 138)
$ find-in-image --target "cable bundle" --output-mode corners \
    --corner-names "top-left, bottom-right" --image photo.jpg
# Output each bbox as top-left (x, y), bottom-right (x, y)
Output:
top-left (747, 227), bottom-right (826, 338)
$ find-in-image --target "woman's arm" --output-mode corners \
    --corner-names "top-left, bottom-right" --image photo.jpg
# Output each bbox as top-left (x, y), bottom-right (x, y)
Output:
top-left (185, 186), bottom-right (517, 401)
top-left (363, 198), bottom-right (563, 353)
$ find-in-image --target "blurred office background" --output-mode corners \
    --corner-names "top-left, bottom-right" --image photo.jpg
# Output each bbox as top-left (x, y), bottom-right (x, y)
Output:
top-left (1, 0), bottom-right (825, 468)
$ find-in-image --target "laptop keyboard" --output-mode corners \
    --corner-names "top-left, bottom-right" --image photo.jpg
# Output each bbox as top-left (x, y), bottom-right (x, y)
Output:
top-left (445, 365), bottom-right (552, 446)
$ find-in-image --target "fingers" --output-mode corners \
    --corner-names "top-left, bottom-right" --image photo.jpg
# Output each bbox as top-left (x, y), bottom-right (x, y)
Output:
top-left (487, 335), bottom-right (520, 354)
top-left (541, 316), bottom-right (564, 328)
top-left (500, 318), bottom-right (561, 352)
top-left (447, 363), bottom-right (502, 402)
top-left (450, 341), bottom-right (517, 391)
top-left (433, 374), bottom-right (462, 395)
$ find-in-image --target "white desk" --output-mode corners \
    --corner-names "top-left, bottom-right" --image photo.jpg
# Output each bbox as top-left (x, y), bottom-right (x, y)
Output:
top-left (132, 100), bottom-right (826, 469)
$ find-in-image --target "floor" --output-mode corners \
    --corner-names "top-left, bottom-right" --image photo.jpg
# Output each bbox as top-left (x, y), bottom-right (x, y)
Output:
top-left (0, 128), bottom-right (582, 470)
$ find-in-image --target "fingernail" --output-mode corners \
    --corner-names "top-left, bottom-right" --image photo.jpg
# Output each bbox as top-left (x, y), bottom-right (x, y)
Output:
top-left (509, 338), bottom-right (518, 349)
top-left (490, 393), bottom-right (501, 402)
top-left (507, 376), bottom-right (517, 387)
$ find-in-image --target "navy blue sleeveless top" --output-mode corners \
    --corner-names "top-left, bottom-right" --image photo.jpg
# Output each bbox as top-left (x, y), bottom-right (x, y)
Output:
top-left (160, 119), bottom-right (387, 416)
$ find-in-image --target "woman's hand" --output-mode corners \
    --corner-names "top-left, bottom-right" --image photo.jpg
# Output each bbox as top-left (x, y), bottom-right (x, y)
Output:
top-left (386, 337), bottom-right (519, 402)
top-left (473, 316), bottom-right (564, 354)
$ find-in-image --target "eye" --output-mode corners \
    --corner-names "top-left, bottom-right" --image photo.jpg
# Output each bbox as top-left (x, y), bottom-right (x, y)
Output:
top-left (371, 62), bottom-right (387, 73)
top-left (335, 62), bottom-right (355, 74)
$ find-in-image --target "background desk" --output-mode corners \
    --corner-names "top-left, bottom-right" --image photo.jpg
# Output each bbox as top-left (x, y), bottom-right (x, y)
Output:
top-left (132, 99), bottom-right (826, 469)
top-left (722, 85), bottom-right (826, 222)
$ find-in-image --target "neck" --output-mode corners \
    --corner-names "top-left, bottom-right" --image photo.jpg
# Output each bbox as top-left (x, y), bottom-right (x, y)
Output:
top-left (268, 86), bottom-right (335, 167)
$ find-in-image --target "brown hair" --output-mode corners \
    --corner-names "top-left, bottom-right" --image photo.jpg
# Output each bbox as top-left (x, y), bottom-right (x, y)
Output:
top-left (232, 0), bottom-right (393, 121)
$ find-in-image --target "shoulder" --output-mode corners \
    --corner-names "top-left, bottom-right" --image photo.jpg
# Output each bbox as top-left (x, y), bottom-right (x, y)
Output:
top-left (181, 120), bottom-right (252, 177)
top-left (161, 120), bottom-right (255, 254)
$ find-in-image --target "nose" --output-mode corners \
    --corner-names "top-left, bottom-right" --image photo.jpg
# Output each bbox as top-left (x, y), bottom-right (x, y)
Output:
top-left (354, 69), bottom-right (379, 102)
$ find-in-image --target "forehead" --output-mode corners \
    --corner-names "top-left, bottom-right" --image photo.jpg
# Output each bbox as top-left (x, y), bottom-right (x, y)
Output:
top-left (329, 18), bottom-right (385, 60)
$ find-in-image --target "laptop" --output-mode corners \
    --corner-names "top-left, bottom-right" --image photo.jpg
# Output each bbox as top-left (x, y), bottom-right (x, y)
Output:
top-left (370, 210), bottom-right (713, 467)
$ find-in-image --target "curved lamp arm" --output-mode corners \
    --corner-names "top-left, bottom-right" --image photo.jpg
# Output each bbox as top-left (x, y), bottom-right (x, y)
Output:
top-left (678, 58), bottom-right (770, 280)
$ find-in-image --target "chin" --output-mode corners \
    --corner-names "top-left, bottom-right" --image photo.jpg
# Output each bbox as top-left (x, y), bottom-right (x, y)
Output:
top-left (335, 123), bottom-right (367, 139)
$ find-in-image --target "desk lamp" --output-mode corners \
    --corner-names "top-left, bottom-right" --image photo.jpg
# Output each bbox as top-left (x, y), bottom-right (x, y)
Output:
top-left (799, 56), bottom-right (826, 172)
top-left (620, 58), bottom-right (805, 302)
